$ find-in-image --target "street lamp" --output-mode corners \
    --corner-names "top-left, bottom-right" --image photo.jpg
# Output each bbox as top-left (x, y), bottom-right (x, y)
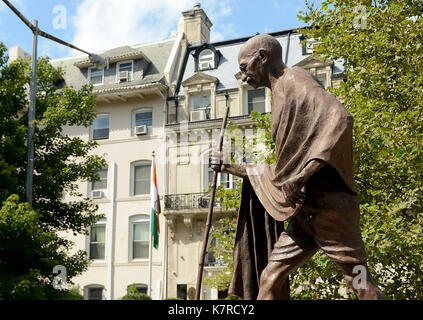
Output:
top-left (2, 0), bottom-right (107, 208)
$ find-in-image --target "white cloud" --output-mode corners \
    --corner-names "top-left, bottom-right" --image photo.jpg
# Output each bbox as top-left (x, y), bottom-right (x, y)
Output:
top-left (71, 0), bottom-right (237, 53)
top-left (0, 0), bottom-right (26, 12)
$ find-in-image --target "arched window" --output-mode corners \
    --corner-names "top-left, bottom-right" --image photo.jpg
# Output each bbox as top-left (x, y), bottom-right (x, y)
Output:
top-left (84, 284), bottom-right (104, 300)
top-left (127, 283), bottom-right (148, 294)
top-left (198, 49), bottom-right (215, 70)
top-left (129, 215), bottom-right (150, 261)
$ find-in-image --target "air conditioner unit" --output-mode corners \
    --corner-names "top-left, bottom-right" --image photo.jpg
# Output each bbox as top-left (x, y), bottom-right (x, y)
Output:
top-left (135, 125), bottom-right (148, 135)
top-left (91, 190), bottom-right (103, 199)
top-left (191, 110), bottom-right (206, 122)
top-left (199, 61), bottom-right (212, 70)
top-left (118, 70), bottom-right (129, 82)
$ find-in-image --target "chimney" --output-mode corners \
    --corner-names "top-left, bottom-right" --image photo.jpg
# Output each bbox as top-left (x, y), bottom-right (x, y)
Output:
top-left (181, 3), bottom-right (212, 45)
top-left (8, 46), bottom-right (31, 63)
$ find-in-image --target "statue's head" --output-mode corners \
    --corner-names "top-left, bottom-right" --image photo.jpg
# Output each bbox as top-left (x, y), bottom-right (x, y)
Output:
top-left (238, 34), bottom-right (283, 88)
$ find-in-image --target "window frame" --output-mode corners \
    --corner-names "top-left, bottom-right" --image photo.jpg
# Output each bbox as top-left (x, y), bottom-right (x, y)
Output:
top-left (316, 72), bottom-right (328, 89)
top-left (198, 49), bottom-right (215, 70)
top-left (203, 152), bottom-right (233, 192)
top-left (87, 219), bottom-right (107, 262)
top-left (129, 215), bottom-right (150, 262)
top-left (131, 160), bottom-right (151, 196)
top-left (116, 60), bottom-right (134, 83)
top-left (127, 283), bottom-right (148, 295)
top-left (132, 108), bottom-right (153, 136)
top-left (91, 113), bottom-right (110, 141)
top-left (191, 93), bottom-right (212, 120)
top-left (244, 87), bottom-right (268, 115)
top-left (90, 166), bottom-right (108, 198)
top-left (88, 67), bottom-right (104, 86)
top-left (84, 285), bottom-right (104, 300)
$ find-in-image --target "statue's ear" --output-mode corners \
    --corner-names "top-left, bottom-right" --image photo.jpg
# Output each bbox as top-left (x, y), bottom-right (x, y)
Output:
top-left (258, 48), bottom-right (268, 63)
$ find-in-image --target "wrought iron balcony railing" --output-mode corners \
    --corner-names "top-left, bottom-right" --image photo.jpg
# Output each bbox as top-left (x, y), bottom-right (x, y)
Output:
top-left (164, 192), bottom-right (219, 211)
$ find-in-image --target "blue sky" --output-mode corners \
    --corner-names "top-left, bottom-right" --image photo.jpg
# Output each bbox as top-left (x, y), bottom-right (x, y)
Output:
top-left (0, 0), bottom-right (321, 60)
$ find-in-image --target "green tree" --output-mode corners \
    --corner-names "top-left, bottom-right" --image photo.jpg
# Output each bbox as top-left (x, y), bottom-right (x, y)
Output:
top-left (293, 0), bottom-right (423, 300)
top-left (204, 112), bottom-right (274, 295)
top-left (0, 42), bottom-right (106, 299)
top-left (207, 0), bottom-right (423, 299)
top-left (121, 284), bottom-right (152, 300)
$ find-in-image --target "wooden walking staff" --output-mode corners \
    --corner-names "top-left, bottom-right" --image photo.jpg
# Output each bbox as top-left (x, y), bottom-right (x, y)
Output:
top-left (195, 92), bottom-right (230, 300)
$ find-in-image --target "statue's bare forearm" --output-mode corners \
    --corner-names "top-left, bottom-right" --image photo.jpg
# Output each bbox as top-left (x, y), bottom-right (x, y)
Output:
top-left (223, 163), bottom-right (248, 179)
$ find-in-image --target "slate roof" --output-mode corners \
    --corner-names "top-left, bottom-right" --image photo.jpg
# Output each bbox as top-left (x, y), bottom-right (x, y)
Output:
top-left (51, 38), bottom-right (175, 91)
top-left (177, 28), bottom-right (345, 96)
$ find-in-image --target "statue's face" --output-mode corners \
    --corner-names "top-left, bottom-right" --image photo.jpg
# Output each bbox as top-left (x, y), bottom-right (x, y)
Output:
top-left (238, 48), bottom-right (265, 89)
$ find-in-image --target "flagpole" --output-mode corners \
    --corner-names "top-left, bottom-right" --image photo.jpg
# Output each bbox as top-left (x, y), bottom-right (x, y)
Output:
top-left (148, 151), bottom-right (155, 298)
top-left (148, 233), bottom-right (153, 297)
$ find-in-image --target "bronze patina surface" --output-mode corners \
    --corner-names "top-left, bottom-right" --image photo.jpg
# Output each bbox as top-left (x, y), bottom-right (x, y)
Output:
top-left (212, 34), bottom-right (385, 300)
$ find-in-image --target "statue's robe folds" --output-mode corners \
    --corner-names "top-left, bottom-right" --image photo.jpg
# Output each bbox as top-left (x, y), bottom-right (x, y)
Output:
top-left (228, 66), bottom-right (358, 299)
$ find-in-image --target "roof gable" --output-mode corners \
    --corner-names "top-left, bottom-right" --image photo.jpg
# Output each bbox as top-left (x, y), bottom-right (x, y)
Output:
top-left (181, 72), bottom-right (218, 87)
top-left (294, 55), bottom-right (333, 68)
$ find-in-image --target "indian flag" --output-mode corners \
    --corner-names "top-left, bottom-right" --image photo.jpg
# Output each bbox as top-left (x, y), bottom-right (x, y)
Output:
top-left (150, 156), bottom-right (160, 250)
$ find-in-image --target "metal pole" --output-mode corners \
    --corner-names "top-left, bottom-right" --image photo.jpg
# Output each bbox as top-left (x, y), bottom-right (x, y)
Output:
top-left (195, 93), bottom-right (230, 300)
top-left (148, 152), bottom-right (155, 297)
top-left (25, 20), bottom-right (38, 208)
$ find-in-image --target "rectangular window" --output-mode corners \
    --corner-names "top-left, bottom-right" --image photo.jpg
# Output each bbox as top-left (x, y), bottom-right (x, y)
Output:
top-left (317, 74), bottom-right (328, 89)
top-left (89, 68), bottom-right (104, 85)
top-left (92, 168), bottom-right (108, 191)
top-left (191, 94), bottom-right (211, 120)
top-left (133, 162), bottom-right (151, 195)
top-left (86, 287), bottom-right (103, 300)
top-left (205, 237), bottom-right (217, 266)
top-left (132, 222), bottom-right (149, 259)
top-left (89, 225), bottom-right (105, 260)
top-left (205, 156), bottom-right (233, 191)
top-left (247, 88), bottom-right (266, 114)
top-left (118, 61), bottom-right (133, 82)
top-left (92, 115), bottom-right (110, 140)
top-left (219, 172), bottom-right (231, 189)
top-left (177, 284), bottom-right (187, 300)
top-left (134, 109), bottom-right (153, 134)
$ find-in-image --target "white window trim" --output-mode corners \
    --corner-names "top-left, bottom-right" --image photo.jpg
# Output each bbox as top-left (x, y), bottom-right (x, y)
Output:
top-left (89, 166), bottom-right (109, 198)
top-left (127, 283), bottom-right (148, 294)
top-left (129, 215), bottom-right (150, 262)
top-left (191, 93), bottom-right (212, 111)
top-left (86, 219), bottom-right (107, 262)
top-left (203, 151), bottom-right (233, 192)
top-left (116, 60), bottom-right (134, 83)
top-left (132, 108), bottom-right (153, 136)
top-left (88, 67), bottom-right (104, 86)
top-left (198, 49), bottom-right (215, 70)
top-left (84, 284), bottom-right (105, 300)
top-left (130, 160), bottom-right (151, 196)
top-left (316, 71), bottom-right (329, 89)
top-left (90, 113), bottom-right (110, 141)
top-left (243, 87), bottom-right (269, 115)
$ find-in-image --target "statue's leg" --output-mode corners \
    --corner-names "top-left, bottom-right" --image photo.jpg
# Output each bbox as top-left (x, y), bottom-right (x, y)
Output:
top-left (257, 219), bottom-right (319, 300)
top-left (334, 262), bottom-right (386, 300)
top-left (305, 189), bottom-right (386, 300)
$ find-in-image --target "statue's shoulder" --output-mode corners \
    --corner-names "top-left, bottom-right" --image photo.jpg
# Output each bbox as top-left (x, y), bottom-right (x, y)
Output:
top-left (287, 66), bottom-right (314, 81)
top-left (281, 66), bottom-right (318, 91)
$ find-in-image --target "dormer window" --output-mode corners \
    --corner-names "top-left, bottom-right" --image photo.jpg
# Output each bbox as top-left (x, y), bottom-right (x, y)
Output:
top-left (198, 49), bottom-right (215, 70)
top-left (89, 67), bottom-right (104, 85)
top-left (117, 61), bottom-right (134, 82)
top-left (301, 36), bottom-right (319, 55)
